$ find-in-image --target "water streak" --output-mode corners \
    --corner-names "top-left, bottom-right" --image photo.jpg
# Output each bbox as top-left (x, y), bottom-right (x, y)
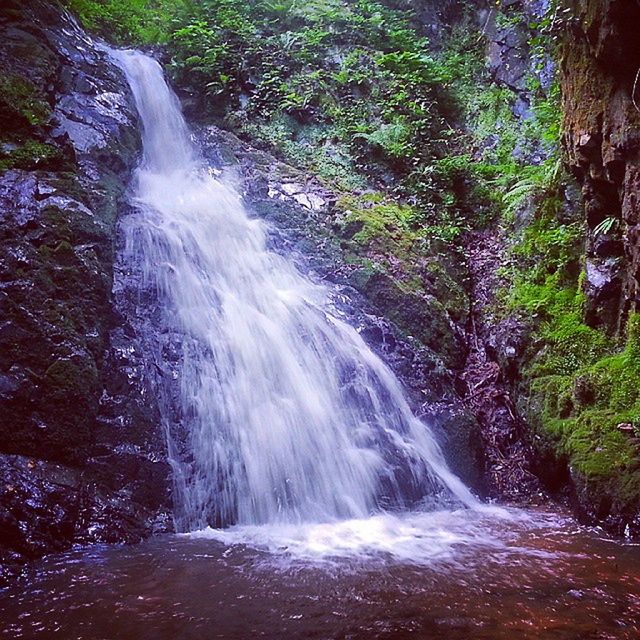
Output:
top-left (110, 49), bottom-right (476, 531)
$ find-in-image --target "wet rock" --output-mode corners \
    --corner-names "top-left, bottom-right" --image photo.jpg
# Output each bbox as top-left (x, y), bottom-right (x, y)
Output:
top-left (561, 0), bottom-right (640, 332)
top-left (462, 228), bottom-right (543, 502)
top-left (486, 315), bottom-right (529, 382)
top-left (483, 0), bottom-right (555, 164)
top-left (0, 1), bottom-right (171, 576)
top-left (569, 467), bottom-right (640, 538)
top-left (0, 453), bottom-right (169, 583)
top-left (592, 232), bottom-right (623, 258)
top-left (584, 257), bottom-right (623, 329)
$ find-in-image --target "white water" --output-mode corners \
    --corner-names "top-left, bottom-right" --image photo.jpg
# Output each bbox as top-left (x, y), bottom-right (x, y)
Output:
top-left (187, 506), bottom-right (543, 566)
top-left (110, 49), bottom-right (476, 535)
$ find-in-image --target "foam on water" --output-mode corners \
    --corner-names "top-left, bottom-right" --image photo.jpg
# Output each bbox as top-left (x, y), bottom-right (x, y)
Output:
top-left (186, 506), bottom-right (553, 565)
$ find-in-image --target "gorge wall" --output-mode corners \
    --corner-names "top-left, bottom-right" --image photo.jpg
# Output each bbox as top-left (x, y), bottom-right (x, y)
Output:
top-left (561, 0), bottom-right (640, 330)
top-left (471, 0), bottom-right (640, 535)
top-left (0, 0), bottom-right (171, 579)
top-left (553, 0), bottom-right (640, 532)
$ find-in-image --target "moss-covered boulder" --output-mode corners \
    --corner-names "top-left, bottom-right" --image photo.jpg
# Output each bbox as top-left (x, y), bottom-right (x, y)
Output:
top-left (524, 314), bottom-right (640, 534)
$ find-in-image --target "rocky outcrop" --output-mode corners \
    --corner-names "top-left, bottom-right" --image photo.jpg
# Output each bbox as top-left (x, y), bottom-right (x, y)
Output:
top-left (560, 0), bottom-right (640, 331)
top-left (544, 0), bottom-right (640, 533)
top-left (0, 1), bottom-right (170, 579)
top-left (473, 0), bottom-right (640, 535)
top-left (446, 0), bottom-right (552, 502)
top-left (462, 229), bottom-right (543, 502)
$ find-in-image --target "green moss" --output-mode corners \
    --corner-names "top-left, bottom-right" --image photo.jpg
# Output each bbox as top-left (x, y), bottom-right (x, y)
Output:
top-left (341, 197), bottom-right (419, 247)
top-left (0, 140), bottom-right (63, 172)
top-left (526, 314), bottom-right (640, 510)
top-left (356, 271), bottom-right (463, 368)
top-left (332, 190), bottom-right (470, 347)
top-left (0, 73), bottom-right (51, 130)
top-left (45, 357), bottom-right (98, 393)
top-left (0, 73), bottom-right (64, 172)
top-left (626, 312), bottom-right (640, 355)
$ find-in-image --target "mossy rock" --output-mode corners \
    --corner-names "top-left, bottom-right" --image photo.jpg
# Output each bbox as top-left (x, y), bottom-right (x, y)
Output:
top-left (352, 270), bottom-right (465, 369)
top-left (526, 314), bottom-right (640, 528)
top-left (0, 72), bottom-right (51, 133)
top-left (44, 356), bottom-right (98, 397)
top-left (0, 140), bottom-right (65, 173)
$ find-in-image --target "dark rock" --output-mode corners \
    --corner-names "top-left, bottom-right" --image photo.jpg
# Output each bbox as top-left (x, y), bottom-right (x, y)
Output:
top-left (0, 1), bottom-right (171, 577)
top-left (483, 0), bottom-right (556, 164)
top-left (462, 229), bottom-right (543, 502)
top-left (0, 453), bottom-right (169, 583)
top-left (584, 257), bottom-right (623, 328)
top-left (508, 0), bottom-right (640, 532)
top-left (561, 0), bottom-right (640, 333)
top-left (592, 232), bottom-right (623, 258)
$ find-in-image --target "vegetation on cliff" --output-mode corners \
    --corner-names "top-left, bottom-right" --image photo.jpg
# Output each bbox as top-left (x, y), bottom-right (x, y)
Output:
top-left (68, 0), bottom-right (491, 228)
top-left (0, 72), bottom-right (66, 171)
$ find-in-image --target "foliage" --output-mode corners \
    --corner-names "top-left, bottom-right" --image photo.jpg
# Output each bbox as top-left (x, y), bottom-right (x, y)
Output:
top-left (593, 216), bottom-right (618, 236)
top-left (0, 140), bottom-right (63, 172)
top-left (64, 0), bottom-right (180, 43)
top-left (0, 72), bottom-right (66, 173)
top-left (67, 0), bottom-right (496, 232)
top-left (0, 73), bottom-right (51, 129)
top-left (503, 158), bottom-right (561, 216)
top-left (530, 313), bottom-right (640, 490)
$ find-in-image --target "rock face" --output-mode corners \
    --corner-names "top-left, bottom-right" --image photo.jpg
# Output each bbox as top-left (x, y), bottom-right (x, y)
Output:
top-left (561, 0), bottom-right (640, 331)
top-left (0, 0), bottom-right (171, 579)
top-left (547, 0), bottom-right (640, 531)
top-left (558, 0), bottom-right (640, 533)
top-left (478, 0), bottom-right (640, 534)
top-left (462, 228), bottom-right (543, 502)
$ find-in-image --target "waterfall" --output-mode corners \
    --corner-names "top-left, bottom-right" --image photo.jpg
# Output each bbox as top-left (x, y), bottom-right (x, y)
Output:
top-left (110, 49), bottom-right (477, 532)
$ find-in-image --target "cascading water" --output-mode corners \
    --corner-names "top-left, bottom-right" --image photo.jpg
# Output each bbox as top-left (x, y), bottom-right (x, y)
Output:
top-left (110, 49), bottom-right (477, 533)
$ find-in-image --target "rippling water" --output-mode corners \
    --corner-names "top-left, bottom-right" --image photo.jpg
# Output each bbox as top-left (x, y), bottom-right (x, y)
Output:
top-left (2, 507), bottom-right (639, 639)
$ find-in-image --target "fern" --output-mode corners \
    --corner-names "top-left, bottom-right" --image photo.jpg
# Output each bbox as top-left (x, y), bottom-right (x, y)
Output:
top-left (593, 217), bottom-right (618, 236)
top-left (503, 158), bottom-right (561, 215)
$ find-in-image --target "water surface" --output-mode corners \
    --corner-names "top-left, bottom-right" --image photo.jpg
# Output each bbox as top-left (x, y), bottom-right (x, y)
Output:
top-left (2, 507), bottom-right (639, 639)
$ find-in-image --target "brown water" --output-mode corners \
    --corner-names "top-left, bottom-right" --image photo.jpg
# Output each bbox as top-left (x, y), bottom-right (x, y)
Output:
top-left (1, 507), bottom-right (639, 640)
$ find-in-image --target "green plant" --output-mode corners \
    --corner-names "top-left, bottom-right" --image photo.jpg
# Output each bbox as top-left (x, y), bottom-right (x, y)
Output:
top-left (503, 159), bottom-right (561, 215)
top-left (594, 216), bottom-right (618, 236)
top-left (65, 0), bottom-right (179, 43)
